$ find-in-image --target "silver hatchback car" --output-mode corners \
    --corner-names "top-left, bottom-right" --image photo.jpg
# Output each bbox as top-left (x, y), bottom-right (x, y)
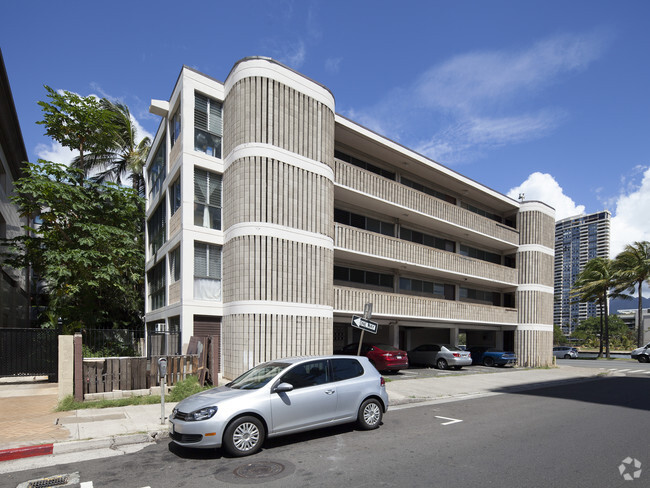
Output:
top-left (169, 355), bottom-right (389, 456)
top-left (553, 346), bottom-right (578, 359)
top-left (408, 344), bottom-right (472, 370)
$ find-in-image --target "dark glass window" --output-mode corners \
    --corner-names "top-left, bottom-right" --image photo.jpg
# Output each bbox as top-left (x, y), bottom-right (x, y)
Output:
top-left (280, 360), bottom-right (329, 389)
top-left (401, 227), bottom-right (455, 252)
top-left (334, 209), bottom-right (394, 237)
top-left (194, 93), bottom-right (222, 158)
top-left (331, 358), bottom-right (364, 381)
top-left (334, 150), bottom-right (396, 180)
top-left (459, 244), bottom-right (501, 265)
top-left (334, 266), bottom-right (393, 290)
top-left (401, 177), bottom-right (456, 204)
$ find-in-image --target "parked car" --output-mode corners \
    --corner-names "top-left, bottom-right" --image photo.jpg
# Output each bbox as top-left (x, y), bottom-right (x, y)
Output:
top-left (553, 346), bottom-right (578, 359)
top-left (630, 343), bottom-right (650, 363)
top-left (336, 343), bottom-right (409, 373)
top-left (469, 347), bottom-right (517, 367)
top-left (169, 355), bottom-right (388, 456)
top-left (407, 344), bottom-right (472, 370)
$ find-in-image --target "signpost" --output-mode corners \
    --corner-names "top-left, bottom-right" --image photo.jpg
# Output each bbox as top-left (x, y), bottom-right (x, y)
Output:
top-left (353, 303), bottom-right (377, 356)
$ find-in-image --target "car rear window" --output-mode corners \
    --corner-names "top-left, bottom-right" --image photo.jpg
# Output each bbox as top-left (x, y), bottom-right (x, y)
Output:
top-left (331, 358), bottom-right (364, 381)
top-left (374, 344), bottom-right (399, 351)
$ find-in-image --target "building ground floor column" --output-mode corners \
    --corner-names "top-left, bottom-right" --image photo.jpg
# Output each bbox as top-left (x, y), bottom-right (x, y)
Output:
top-left (515, 328), bottom-right (553, 367)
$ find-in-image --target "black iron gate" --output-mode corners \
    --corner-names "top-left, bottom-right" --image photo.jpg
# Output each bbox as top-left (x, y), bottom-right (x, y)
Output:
top-left (0, 328), bottom-right (58, 380)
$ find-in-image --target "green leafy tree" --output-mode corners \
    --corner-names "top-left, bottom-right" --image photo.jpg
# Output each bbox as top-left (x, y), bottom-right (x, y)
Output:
top-left (613, 241), bottom-right (650, 347)
top-left (572, 315), bottom-right (635, 350)
top-left (71, 99), bottom-right (151, 197)
top-left (553, 325), bottom-right (567, 345)
top-left (571, 257), bottom-right (617, 358)
top-left (37, 86), bottom-right (118, 170)
top-left (2, 161), bottom-right (144, 331)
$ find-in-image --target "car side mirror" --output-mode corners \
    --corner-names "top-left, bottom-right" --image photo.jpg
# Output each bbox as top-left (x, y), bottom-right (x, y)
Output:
top-left (274, 382), bottom-right (294, 393)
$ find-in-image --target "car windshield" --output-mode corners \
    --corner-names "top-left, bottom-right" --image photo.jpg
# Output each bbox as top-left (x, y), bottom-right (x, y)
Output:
top-left (227, 362), bottom-right (290, 390)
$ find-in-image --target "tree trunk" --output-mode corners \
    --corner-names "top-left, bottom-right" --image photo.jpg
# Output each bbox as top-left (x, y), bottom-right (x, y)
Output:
top-left (638, 281), bottom-right (644, 347)
top-left (604, 296), bottom-right (610, 358)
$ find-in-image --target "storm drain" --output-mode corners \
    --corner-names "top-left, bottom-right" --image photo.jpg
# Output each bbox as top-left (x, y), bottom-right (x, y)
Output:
top-left (17, 472), bottom-right (80, 488)
top-left (233, 461), bottom-right (285, 479)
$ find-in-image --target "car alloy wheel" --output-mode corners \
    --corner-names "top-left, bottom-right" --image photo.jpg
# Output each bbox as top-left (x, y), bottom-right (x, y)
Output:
top-left (483, 357), bottom-right (495, 367)
top-left (358, 399), bottom-right (382, 430)
top-left (436, 358), bottom-right (448, 370)
top-left (223, 416), bottom-right (265, 457)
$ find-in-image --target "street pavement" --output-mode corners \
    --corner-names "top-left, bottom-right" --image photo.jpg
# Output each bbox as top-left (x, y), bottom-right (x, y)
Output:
top-left (0, 362), bottom-right (629, 473)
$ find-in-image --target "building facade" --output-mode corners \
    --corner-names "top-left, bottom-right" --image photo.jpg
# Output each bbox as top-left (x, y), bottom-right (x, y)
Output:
top-left (0, 49), bottom-right (30, 328)
top-left (144, 58), bottom-right (555, 378)
top-left (617, 309), bottom-right (650, 345)
top-left (554, 211), bottom-right (611, 335)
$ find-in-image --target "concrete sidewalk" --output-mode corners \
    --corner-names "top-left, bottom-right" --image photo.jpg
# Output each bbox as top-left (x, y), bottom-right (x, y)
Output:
top-left (0, 365), bottom-right (607, 470)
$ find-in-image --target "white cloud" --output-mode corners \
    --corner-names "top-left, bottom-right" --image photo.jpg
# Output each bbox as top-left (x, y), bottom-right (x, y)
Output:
top-left (415, 32), bottom-right (606, 114)
top-left (275, 40), bottom-right (306, 69)
top-left (507, 172), bottom-right (585, 220)
top-left (610, 166), bottom-right (650, 256)
top-left (35, 142), bottom-right (76, 165)
top-left (325, 57), bottom-right (342, 74)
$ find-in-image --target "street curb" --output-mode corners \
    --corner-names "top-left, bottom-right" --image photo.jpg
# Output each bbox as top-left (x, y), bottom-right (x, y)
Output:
top-left (1, 431), bottom-right (170, 462)
top-left (0, 444), bottom-right (53, 462)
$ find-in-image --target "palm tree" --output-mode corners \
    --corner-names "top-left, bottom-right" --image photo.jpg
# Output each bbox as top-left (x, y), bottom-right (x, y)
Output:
top-left (613, 241), bottom-right (650, 347)
top-left (571, 257), bottom-right (616, 358)
top-left (72, 99), bottom-right (150, 196)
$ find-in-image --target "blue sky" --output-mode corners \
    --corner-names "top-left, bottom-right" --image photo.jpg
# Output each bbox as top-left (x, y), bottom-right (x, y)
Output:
top-left (2, 0), bottom-right (649, 254)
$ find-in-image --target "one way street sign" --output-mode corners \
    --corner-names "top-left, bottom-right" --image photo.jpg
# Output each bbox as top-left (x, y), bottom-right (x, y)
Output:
top-left (351, 315), bottom-right (378, 334)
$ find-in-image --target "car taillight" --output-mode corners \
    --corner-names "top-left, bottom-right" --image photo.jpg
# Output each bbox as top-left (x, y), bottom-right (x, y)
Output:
top-left (453, 353), bottom-right (460, 357)
top-left (383, 353), bottom-right (392, 357)
top-left (380, 377), bottom-right (386, 387)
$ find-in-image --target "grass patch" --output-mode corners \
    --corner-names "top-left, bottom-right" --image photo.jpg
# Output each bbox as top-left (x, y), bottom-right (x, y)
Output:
top-left (56, 375), bottom-right (213, 412)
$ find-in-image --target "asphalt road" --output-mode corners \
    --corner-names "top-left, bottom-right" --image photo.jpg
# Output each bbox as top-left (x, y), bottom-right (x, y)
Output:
top-left (7, 375), bottom-right (649, 488)
top-left (557, 357), bottom-right (650, 370)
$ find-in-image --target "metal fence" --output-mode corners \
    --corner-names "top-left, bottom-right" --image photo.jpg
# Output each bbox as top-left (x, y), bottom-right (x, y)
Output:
top-left (0, 328), bottom-right (58, 379)
top-left (81, 328), bottom-right (145, 358)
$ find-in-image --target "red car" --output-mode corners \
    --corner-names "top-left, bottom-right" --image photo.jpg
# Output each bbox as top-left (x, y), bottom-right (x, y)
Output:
top-left (336, 343), bottom-right (409, 373)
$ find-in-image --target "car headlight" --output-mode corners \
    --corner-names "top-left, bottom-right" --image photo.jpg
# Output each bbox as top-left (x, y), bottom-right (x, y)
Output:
top-left (189, 406), bottom-right (218, 421)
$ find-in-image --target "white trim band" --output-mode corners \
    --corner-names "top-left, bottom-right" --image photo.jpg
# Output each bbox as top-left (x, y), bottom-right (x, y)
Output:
top-left (225, 301), bottom-right (333, 318)
top-left (515, 323), bottom-right (554, 332)
top-left (519, 201), bottom-right (556, 218)
top-left (517, 284), bottom-right (555, 294)
top-left (225, 222), bottom-right (334, 249)
top-left (518, 244), bottom-right (555, 257)
top-left (224, 143), bottom-right (334, 180)
top-left (225, 58), bottom-right (335, 111)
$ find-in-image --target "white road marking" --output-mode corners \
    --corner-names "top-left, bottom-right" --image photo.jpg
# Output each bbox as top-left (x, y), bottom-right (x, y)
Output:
top-left (80, 482), bottom-right (93, 488)
top-left (627, 370), bottom-right (645, 374)
top-left (434, 415), bottom-right (463, 426)
top-left (617, 369), bottom-right (631, 373)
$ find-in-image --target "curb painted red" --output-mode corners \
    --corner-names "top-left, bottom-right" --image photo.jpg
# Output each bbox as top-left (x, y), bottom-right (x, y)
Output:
top-left (0, 443), bottom-right (53, 462)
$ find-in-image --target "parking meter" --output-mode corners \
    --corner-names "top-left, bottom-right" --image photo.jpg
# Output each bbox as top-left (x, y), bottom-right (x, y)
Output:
top-left (158, 358), bottom-right (167, 425)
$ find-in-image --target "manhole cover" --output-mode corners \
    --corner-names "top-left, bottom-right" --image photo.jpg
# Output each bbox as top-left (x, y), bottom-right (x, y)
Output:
top-left (233, 461), bottom-right (285, 479)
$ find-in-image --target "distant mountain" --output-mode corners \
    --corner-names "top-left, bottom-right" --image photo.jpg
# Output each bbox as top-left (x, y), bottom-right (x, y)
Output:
top-left (610, 296), bottom-right (650, 314)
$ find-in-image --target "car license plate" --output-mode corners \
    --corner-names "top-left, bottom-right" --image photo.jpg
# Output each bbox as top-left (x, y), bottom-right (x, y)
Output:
top-left (396, 355), bottom-right (403, 359)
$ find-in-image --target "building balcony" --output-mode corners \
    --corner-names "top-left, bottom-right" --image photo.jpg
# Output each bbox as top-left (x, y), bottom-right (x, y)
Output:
top-left (334, 159), bottom-right (519, 249)
top-left (334, 286), bottom-right (518, 327)
top-left (334, 224), bottom-right (518, 288)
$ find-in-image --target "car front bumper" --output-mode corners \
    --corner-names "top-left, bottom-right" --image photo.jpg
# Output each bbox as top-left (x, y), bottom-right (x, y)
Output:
top-left (169, 416), bottom-right (226, 449)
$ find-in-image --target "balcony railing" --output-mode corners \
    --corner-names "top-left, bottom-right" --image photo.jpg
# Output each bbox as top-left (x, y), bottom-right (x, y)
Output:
top-left (334, 159), bottom-right (519, 246)
top-left (334, 286), bottom-right (518, 326)
top-left (335, 224), bottom-right (518, 286)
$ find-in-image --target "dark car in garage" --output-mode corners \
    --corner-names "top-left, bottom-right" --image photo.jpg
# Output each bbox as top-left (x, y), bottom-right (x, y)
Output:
top-left (469, 347), bottom-right (517, 367)
top-left (336, 343), bottom-right (408, 373)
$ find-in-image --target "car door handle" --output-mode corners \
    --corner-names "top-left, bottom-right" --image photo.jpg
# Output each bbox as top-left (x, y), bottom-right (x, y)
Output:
top-left (325, 390), bottom-right (335, 395)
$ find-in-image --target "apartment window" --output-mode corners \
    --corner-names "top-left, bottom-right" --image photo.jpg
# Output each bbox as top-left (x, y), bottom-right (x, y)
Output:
top-left (399, 277), bottom-right (455, 300)
top-left (170, 106), bottom-right (181, 147)
top-left (147, 201), bottom-right (166, 255)
top-left (148, 260), bottom-right (166, 310)
top-left (459, 244), bottom-right (501, 265)
top-left (194, 93), bottom-right (222, 158)
top-left (148, 141), bottom-right (166, 199)
top-left (194, 169), bottom-right (221, 229)
top-left (334, 209), bottom-right (394, 237)
top-left (169, 247), bottom-right (181, 282)
top-left (194, 242), bottom-right (222, 300)
top-left (401, 177), bottom-right (456, 205)
top-left (400, 228), bottom-right (455, 252)
top-left (461, 202), bottom-right (504, 225)
top-left (334, 150), bottom-right (396, 180)
top-left (334, 266), bottom-right (393, 289)
top-left (170, 177), bottom-right (181, 215)
top-left (459, 287), bottom-right (500, 306)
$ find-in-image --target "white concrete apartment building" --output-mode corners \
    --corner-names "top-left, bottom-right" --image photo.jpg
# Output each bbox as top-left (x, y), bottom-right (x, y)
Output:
top-left (144, 57), bottom-right (555, 379)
